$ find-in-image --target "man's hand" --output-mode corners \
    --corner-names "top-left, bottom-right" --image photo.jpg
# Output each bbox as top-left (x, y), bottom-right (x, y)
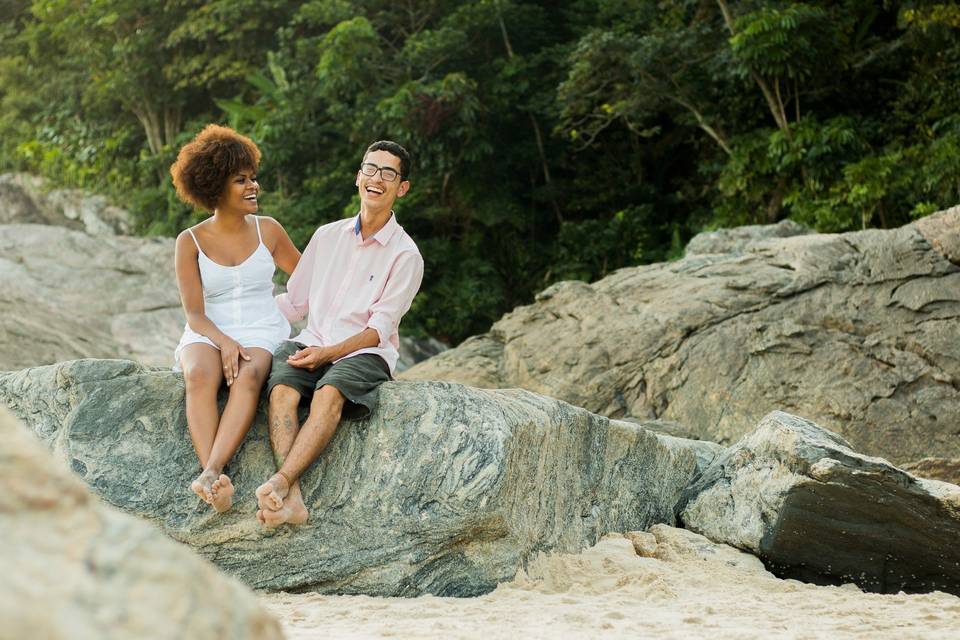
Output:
top-left (287, 346), bottom-right (337, 371)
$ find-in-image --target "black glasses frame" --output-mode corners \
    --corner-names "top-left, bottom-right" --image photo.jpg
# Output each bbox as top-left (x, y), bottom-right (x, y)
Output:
top-left (359, 162), bottom-right (402, 182)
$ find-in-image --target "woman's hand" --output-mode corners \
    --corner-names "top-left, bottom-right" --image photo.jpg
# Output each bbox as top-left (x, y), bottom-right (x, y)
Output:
top-left (219, 337), bottom-right (252, 385)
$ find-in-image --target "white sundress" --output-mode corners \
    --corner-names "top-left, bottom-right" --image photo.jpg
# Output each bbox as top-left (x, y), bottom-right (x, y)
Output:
top-left (173, 215), bottom-right (291, 367)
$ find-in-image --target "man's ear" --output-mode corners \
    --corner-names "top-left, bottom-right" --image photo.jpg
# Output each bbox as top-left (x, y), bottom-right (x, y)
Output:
top-left (398, 180), bottom-right (410, 197)
top-left (355, 172), bottom-right (361, 187)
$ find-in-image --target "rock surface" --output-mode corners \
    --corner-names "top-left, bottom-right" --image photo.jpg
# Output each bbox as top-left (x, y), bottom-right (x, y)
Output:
top-left (0, 405), bottom-right (282, 640)
top-left (0, 173), bottom-right (133, 235)
top-left (684, 219), bottom-right (811, 256)
top-left (901, 457), bottom-right (960, 486)
top-left (680, 410), bottom-right (960, 595)
top-left (402, 208), bottom-right (960, 464)
top-left (0, 223), bottom-right (182, 369)
top-left (0, 358), bottom-right (708, 596)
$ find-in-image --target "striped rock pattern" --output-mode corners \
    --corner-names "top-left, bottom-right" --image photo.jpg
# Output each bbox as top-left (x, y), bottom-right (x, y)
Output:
top-left (0, 358), bottom-right (710, 596)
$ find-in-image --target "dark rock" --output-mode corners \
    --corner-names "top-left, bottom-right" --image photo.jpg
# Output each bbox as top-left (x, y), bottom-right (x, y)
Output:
top-left (680, 411), bottom-right (960, 595)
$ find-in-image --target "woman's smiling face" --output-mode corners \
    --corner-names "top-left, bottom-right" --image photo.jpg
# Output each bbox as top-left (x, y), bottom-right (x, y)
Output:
top-left (218, 169), bottom-right (259, 214)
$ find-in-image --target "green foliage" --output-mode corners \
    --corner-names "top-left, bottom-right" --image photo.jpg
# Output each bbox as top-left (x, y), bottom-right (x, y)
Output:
top-left (2, 0), bottom-right (959, 344)
top-left (730, 4), bottom-right (835, 81)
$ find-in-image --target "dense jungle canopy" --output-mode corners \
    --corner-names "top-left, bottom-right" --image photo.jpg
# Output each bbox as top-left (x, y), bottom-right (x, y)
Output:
top-left (1, 0), bottom-right (958, 343)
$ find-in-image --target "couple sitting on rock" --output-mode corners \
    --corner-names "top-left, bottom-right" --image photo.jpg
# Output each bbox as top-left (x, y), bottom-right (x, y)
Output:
top-left (171, 125), bottom-right (423, 527)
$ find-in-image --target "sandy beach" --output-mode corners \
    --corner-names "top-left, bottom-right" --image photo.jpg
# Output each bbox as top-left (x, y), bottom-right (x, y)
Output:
top-left (261, 526), bottom-right (960, 639)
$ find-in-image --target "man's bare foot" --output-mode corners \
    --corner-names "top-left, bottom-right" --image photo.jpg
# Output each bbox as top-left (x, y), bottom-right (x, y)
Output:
top-left (256, 495), bottom-right (309, 528)
top-left (191, 469), bottom-right (234, 513)
top-left (209, 474), bottom-right (234, 513)
top-left (255, 473), bottom-right (290, 511)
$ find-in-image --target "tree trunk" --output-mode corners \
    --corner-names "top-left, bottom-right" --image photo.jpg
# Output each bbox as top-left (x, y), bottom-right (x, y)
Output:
top-left (715, 0), bottom-right (791, 137)
top-left (496, 0), bottom-right (562, 223)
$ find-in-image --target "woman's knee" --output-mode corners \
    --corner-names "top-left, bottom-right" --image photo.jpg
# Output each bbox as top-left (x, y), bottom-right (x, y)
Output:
top-left (182, 362), bottom-right (221, 390)
top-left (231, 361), bottom-right (269, 393)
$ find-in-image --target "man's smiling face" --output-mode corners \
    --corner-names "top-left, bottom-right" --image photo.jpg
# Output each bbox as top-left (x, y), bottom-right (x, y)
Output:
top-left (356, 149), bottom-right (408, 212)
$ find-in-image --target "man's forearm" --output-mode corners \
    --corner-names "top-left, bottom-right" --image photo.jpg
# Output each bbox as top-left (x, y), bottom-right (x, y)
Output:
top-left (329, 328), bottom-right (380, 360)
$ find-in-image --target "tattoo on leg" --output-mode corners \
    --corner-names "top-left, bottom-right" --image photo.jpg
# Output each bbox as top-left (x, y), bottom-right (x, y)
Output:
top-left (269, 415), bottom-right (283, 441)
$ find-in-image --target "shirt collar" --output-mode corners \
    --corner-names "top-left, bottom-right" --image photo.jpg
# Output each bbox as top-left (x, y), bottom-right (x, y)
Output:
top-left (352, 212), bottom-right (399, 246)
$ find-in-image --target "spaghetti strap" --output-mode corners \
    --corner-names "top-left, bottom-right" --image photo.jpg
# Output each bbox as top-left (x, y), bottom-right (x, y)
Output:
top-left (254, 215), bottom-right (263, 244)
top-left (187, 228), bottom-right (202, 252)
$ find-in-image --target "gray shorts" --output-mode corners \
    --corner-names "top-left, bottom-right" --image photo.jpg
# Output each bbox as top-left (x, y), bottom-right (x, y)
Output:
top-left (266, 342), bottom-right (391, 420)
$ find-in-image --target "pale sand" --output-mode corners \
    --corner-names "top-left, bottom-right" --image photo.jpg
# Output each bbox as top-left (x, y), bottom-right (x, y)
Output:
top-left (260, 527), bottom-right (960, 639)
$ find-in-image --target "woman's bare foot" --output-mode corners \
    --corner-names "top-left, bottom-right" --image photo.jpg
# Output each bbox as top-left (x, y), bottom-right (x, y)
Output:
top-left (191, 468), bottom-right (218, 504)
top-left (191, 469), bottom-right (234, 513)
top-left (255, 473), bottom-right (290, 511)
top-left (209, 474), bottom-right (234, 513)
top-left (256, 495), bottom-right (309, 528)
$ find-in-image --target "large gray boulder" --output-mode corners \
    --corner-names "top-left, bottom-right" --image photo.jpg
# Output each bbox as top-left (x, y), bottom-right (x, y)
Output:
top-left (402, 208), bottom-right (960, 464)
top-left (681, 410), bottom-right (960, 595)
top-left (0, 405), bottom-right (282, 640)
top-left (0, 358), bottom-right (708, 596)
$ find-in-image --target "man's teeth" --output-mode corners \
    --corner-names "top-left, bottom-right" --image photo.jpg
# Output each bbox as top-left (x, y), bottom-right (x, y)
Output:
top-left (244, 195), bottom-right (257, 200)
top-left (366, 187), bottom-right (383, 194)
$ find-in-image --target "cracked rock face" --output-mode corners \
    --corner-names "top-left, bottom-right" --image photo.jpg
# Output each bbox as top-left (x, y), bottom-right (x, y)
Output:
top-left (402, 209), bottom-right (960, 464)
top-left (0, 223), bottom-right (181, 369)
top-left (0, 405), bottom-right (282, 640)
top-left (0, 359), bottom-right (708, 596)
top-left (681, 410), bottom-right (960, 595)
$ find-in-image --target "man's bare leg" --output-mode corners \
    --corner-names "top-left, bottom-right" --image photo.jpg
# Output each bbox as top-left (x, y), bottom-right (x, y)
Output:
top-left (256, 385), bottom-right (345, 526)
top-left (180, 344), bottom-right (225, 508)
top-left (256, 384), bottom-right (311, 526)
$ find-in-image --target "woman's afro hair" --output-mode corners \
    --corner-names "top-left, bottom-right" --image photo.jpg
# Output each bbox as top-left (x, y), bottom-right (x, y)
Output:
top-left (170, 124), bottom-right (261, 212)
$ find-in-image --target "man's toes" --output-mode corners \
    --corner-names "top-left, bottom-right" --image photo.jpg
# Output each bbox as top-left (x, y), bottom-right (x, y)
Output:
top-left (255, 482), bottom-right (272, 507)
top-left (260, 508), bottom-right (284, 529)
top-left (255, 482), bottom-right (283, 510)
top-left (256, 509), bottom-right (266, 524)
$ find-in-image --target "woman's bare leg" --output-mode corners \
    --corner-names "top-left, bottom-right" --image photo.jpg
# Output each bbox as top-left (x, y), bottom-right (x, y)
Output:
top-left (179, 344), bottom-right (224, 507)
top-left (201, 348), bottom-right (273, 512)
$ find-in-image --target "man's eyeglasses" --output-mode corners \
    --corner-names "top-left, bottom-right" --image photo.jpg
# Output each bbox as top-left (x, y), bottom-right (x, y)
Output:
top-left (359, 162), bottom-right (402, 182)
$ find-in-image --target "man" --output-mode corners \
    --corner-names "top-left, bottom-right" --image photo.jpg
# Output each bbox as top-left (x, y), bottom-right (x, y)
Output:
top-left (255, 141), bottom-right (423, 527)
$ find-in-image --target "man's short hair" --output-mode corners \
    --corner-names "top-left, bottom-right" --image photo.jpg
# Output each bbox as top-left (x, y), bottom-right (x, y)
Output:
top-left (365, 141), bottom-right (411, 179)
top-left (170, 124), bottom-right (261, 212)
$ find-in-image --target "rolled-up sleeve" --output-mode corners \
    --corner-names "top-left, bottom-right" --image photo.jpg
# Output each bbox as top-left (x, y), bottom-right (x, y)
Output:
top-left (275, 228), bottom-right (321, 322)
top-left (366, 251), bottom-right (424, 348)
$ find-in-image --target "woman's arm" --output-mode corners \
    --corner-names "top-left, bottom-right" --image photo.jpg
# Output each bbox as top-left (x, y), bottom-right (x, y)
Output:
top-left (175, 231), bottom-right (228, 345)
top-left (261, 216), bottom-right (301, 276)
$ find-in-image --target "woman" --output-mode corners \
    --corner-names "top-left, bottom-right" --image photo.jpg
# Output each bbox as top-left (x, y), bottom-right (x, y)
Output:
top-left (171, 124), bottom-right (299, 513)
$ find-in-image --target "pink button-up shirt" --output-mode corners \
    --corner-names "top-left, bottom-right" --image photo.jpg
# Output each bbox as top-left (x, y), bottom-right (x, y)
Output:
top-left (276, 213), bottom-right (423, 374)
